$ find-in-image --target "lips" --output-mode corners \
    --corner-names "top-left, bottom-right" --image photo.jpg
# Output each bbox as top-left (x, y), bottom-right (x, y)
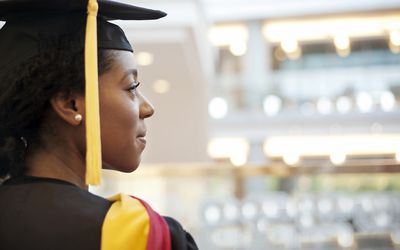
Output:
top-left (137, 131), bottom-right (147, 146)
top-left (137, 136), bottom-right (146, 146)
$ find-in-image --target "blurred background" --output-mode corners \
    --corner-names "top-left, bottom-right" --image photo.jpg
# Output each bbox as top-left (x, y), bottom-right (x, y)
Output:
top-left (91, 0), bottom-right (400, 249)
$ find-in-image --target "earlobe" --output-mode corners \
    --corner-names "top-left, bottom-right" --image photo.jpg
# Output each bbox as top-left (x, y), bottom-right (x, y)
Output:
top-left (50, 93), bottom-right (85, 126)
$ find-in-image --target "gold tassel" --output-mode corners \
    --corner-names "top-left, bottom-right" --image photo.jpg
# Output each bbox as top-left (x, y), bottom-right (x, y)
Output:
top-left (85, 0), bottom-right (101, 185)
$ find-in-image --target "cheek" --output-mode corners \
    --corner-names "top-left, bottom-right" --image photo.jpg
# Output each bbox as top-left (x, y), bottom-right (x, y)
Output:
top-left (99, 92), bottom-right (142, 171)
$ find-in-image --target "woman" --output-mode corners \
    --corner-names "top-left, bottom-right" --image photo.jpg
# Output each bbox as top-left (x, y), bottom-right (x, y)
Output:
top-left (0, 0), bottom-right (198, 249)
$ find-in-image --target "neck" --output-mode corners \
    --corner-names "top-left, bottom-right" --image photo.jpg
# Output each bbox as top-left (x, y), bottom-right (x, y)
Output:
top-left (25, 147), bottom-right (88, 189)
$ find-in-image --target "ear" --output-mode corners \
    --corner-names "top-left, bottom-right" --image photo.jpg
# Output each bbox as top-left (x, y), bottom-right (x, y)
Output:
top-left (50, 92), bottom-right (85, 126)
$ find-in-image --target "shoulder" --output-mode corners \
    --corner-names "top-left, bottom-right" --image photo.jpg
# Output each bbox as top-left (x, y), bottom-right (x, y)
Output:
top-left (0, 176), bottom-right (111, 211)
top-left (163, 216), bottom-right (199, 250)
top-left (0, 177), bottom-right (111, 225)
top-left (0, 177), bottom-right (111, 250)
top-left (102, 194), bottom-right (198, 250)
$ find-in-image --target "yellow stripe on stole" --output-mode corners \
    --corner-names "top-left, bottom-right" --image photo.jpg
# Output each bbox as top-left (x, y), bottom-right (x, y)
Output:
top-left (101, 194), bottom-right (150, 250)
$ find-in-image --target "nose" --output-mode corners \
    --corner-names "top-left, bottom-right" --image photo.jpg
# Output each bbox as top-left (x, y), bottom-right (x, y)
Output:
top-left (139, 94), bottom-right (155, 119)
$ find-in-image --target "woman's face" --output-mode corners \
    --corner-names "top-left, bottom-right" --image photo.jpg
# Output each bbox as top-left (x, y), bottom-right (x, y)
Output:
top-left (98, 50), bottom-right (154, 172)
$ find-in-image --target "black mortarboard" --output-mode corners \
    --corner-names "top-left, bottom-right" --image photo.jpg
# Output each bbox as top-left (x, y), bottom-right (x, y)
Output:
top-left (0, 0), bottom-right (166, 185)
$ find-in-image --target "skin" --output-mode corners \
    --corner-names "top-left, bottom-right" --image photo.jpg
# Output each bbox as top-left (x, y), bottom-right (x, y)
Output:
top-left (24, 50), bottom-right (154, 189)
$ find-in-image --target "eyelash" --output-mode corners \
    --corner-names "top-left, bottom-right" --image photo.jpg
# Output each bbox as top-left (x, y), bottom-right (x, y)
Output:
top-left (128, 81), bottom-right (141, 92)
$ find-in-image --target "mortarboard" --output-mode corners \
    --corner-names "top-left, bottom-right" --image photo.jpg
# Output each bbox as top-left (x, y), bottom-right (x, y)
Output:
top-left (0, 0), bottom-right (166, 185)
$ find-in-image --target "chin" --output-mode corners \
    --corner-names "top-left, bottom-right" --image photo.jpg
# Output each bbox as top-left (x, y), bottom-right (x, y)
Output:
top-left (102, 159), bottom-right (141, 173)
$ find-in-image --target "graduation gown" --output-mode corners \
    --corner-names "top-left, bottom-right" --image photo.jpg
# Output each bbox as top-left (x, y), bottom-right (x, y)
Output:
top-left (0, 176), bottom-right (198, 250)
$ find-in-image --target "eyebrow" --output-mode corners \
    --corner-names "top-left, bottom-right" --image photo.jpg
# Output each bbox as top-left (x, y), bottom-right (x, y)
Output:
top-left (119, 68), bottom-right (138, 84)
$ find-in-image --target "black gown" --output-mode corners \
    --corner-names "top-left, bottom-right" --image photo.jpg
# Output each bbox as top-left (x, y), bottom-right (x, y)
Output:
top-left (0, 176), bottom-right (198, 250)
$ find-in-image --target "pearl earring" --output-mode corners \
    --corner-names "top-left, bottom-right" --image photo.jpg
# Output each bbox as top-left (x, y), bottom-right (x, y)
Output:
top-left (74, 114), bottom-right (83, 123)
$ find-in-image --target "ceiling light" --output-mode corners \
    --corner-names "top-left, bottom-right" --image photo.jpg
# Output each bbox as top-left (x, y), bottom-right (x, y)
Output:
top-left (330, 151), bottom-right (346, 165)
top-left (336, 96), bottom-right (352, 114)
top-left (337, 229), bottom-right (354, 248)
top-left (208, 24), bottom-right (248, 47)
top-left (264, 134), bottom-right (400, 157)
top-left (263, 14), bottom-right (400, 43)
top-left (230, 151), bottom-right (247, 167)
top-left (283, 152), bottom-right (300, 166)
top-left (204, 205), bottom-right (221, 224)
top-left (229, 40), bottom-right (247, 56)
top-left (152, 79), bottom-right (171, 94)
top-left (390, 30), bottom-right (400, 47)
top-left (334, 35), bottom-right (350, 50)
top-left (136, 51), bottom-right (154, 66)
top-left (380, 91), bottom-right (396, 112)
top-left (356, 92), bottom-right (373, 113)
top-left (263, 95), bottom-right (282, 116)
top-left (209, 97), bottom-right (228, 119)
top-left (281, 39), bottom-right (299, 54)
top-left (208, 138), bottom-right (249, 160)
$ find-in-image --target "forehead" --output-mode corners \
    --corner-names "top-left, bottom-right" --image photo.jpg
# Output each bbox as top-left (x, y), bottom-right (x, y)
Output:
top-left (109, 50), bottom-right (137, 70)
top-left (110, 50), bottom-right (136, 65)
top-left (100, 50), bottom-right (137, 82)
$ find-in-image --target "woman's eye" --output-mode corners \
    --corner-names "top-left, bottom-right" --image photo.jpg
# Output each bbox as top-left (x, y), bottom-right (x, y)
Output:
top-left (128, 81), bottom-right (140, 93)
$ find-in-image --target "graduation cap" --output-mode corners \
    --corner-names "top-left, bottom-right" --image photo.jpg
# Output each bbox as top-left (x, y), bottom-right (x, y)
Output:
top-left (0, 0), bottom-right (166, 185)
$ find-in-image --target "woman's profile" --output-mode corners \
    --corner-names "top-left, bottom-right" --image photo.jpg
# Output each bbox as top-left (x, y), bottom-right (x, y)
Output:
top-left (0, 0), bottom-right (198, 249)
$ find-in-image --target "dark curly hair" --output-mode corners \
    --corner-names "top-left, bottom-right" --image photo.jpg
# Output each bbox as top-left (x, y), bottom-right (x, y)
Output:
top-left (0, 46), bottom-right (114, 179)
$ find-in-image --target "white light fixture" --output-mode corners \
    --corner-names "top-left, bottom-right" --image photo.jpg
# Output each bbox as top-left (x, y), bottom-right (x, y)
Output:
top-left (280, 39), bottom-right (302, 60)
top-left (209, 24), bottom-right (248, 56)
top-left (209, 97), bottom-right (228, 119)
top-left (391, 230), bottom-right (400, 245)
top-left (283, 152), bottom-right (300, 166)
top-left (380, 91), bottom-right (396, 112)
top-left (317, 97), bottom-right (333, 115)
top-left (230, 151), bottom-right (248, 167)
top-left (229, 40), bottom-right (247, 56)
top-left (263, 14), bottom-right (400, 43)
top-left (263, 95), bottom-right (282, 116)
top-left (152, 79), bottom-right (171, 94)
top-left (356, 92), bottom-right (374, 113)
top-left (136, 51), bottom-right (154, 66)
top-left (334, 35), bottom-right (351, 57)
top-left (204, 205), bottom-right (221, 224)
top-left (389, 30), bottom-right (400, 53)
top-left (281, 39), bottom-right (299, 54)
top-left (337, 229), bottom-right (354, 248)
top-left (334, 34), bottom-right (350, 50)
top-left (330, 151), bottom-right (346, 165)
top-left (208, 138), bottom-right (249, 162)
top-left (264, 134), bottom-right (400, 158)
top-left (336, 96), bottom-right (352, 114)
top-left (209, 24), bottom-right (248, 47)
top-left (390, 30), bottom-right (400, 46)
